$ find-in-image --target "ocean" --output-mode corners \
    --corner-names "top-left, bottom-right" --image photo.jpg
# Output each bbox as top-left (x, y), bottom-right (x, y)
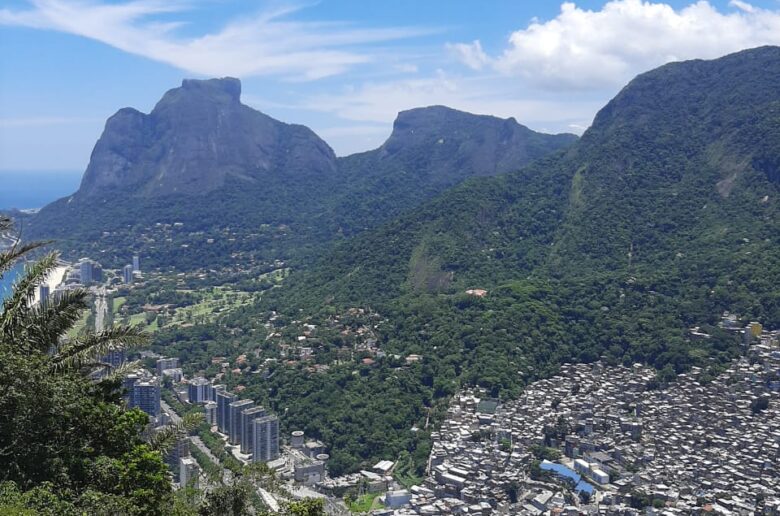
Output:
top-left (0, 263), bottom-right (23, 303)
top-left (0, 170), bottom-right (82, 211)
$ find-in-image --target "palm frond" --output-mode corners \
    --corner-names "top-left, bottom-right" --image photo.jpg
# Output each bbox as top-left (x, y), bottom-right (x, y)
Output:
top-left (50, 325), bottom-right (148, 373)
top-left (0, 240), bottom-right (47, 276)
top-left (147, 412), bottom-right (203, 455)
top-left (21, 289), bottom-right (89, 353)
top-left (96, 359), bottom-right (142, 384)
top-left (1, 252), bottom-right (59, 343)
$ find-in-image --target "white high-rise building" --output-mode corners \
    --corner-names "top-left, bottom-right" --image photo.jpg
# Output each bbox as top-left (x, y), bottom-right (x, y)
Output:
top-left (122, 264), bottom-right (134, 284)
top-left (253, 414), bottom-right (279, 463)
top-left (188, 377), bottom-right (211, 403)
top-left (240, 406), bottom-right (266, 455)
top-left (156, 357), bottom-right (179, 376)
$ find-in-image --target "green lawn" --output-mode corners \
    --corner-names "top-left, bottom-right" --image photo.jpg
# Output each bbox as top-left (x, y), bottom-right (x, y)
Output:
top-left (66, 311), bottom-right (91, 338)
top-left (112, 296), bottom-right (126, 313)
top-left (348, 493), bottom-right (384, 513)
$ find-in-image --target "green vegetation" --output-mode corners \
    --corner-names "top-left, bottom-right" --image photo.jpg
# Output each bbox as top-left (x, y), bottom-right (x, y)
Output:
top-left (9, 48), bottom-right (780, 502)
top-left (0, 216), bottom-right (323, 515)
top-left (233, 48), bottom-right (780, 474)
top-left (0, 217), bottom-right (170, 514)
top-left (346, 493), bottom-right (383, 513)
top-left (28, 100), bottom-right (574, 273)
top-left (393, 451), bottom-right (423, 488)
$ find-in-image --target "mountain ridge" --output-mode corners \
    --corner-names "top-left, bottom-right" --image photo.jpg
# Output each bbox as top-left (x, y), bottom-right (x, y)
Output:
top-left (78, 77), bottom-right (337, 198)
top-left (26, 81), bottom-right (576, 269)
top-left (262, 45), bottom-right (780, 365)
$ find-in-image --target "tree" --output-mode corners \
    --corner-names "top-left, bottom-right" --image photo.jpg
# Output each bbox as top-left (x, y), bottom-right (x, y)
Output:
top-left (750, 397), bottom-right (769, 414)
top-left (281, 499), bottom-right (325, 516)
top-left (0, 216), bottom-right (173, 514)
top-left (505, 480), bottom-right (520, 503)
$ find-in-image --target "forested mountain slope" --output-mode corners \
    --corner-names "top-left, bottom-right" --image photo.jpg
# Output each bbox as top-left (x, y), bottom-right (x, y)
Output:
top-left (26, 81), bottom-right (574, 270)
top-left (262, 46), bottom-right (780, 393)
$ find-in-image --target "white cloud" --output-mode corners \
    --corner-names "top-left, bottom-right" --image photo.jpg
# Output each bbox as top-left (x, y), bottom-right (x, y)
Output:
top-left (451, 0), bottom-right (780, 89)
top-left (0, 0), bottom-right (432, 80)
top-left (300, 71), bottom-right (602, 150)
top-left (446, 40), bottom-right (490, 70)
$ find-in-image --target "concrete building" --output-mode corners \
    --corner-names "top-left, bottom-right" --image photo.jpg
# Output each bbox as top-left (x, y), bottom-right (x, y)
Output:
top-left (38, 284), bottom-right (50, 305)
top-left (303, 440), bottom-right (326, 458)
top-left (291, 430), bottom-right (305, 448)
top-left (253, 414), bottom-right (280, 462)
top-left (228, 399), bottom-right (254, 445)
top-left (294, 460), bottom-right (325, 485)
top-left (211, 384), bottom-right (226, 403)
top-left (412, 326), bottom-right (780, 515)
top-left (240, 406), bottom-right (267, 454)
top-left (102, 349), bottom-right (126, 368)
top-left (122, 373), bottom-right (140, 402)
top-left (179, 457), bottom-right (200, 489)
top-left (216, 390), bottom-right (236, 434)
top-left (156, 357), bottom-right (179, 377)
top-left (130, 377), bottom-right (160, 417)
top-left (79, 260), bottom-right (94, 285)
top-left (132, 255), bottom-right (140, 272)
top-left (591, 468), bottom-right (610, 485)
top-left (122, 264), bottom-right (134, 284)
top-left (204, 401), bottom-right (217, 426)
top-left (162, 367), bottom-right (183, 383)
top-left (385, 489), bottom-right (412, 508)
top-left (188, 377), bottom-right (211, 404)
top-left (165, 436), bottom-right (190, 475)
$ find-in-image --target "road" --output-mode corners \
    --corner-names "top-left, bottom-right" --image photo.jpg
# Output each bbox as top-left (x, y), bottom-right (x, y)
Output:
top-left (160, 399), bottom-right (221, 466)
top-left (94, 287), bottom-right (108, 331)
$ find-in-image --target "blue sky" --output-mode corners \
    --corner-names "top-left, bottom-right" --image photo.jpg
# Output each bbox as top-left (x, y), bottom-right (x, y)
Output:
top-left (2, 0), bottom-right (780, 172)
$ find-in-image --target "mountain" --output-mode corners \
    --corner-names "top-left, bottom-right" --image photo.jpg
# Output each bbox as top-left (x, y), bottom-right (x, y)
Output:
top-left (25, 80), bottom-right (575, 269)
top-left (245, 47), bottom-right (780, 470)
top-left (275, 44), bottom-right (780, 317)
top-left (324, 106), bottom-right (576, 235)
top-left (78, 78), bottom-right (336, 198)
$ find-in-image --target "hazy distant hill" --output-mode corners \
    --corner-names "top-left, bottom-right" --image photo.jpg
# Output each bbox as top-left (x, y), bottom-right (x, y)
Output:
top-left (26, 80), bottom-right (575, 269)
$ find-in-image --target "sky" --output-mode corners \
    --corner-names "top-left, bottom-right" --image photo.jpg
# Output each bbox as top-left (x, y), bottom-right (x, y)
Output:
top-left (2, 0), bottom-right (780, 173)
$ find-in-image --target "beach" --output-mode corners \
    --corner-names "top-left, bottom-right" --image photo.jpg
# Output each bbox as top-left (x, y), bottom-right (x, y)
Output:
top-left (33, 264), bottom-right (69, 304)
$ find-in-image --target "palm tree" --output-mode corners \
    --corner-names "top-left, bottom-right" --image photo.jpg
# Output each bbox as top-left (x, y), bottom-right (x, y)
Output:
top-left (1, 216), bottom-right (146, 375)
top-left (0, 215), bottom-right (197, 514)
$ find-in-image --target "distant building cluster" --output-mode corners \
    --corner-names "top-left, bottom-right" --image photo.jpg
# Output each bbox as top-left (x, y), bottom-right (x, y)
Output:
top-left (186, 377), bottom-right (281, 464)
top-left (121, 255), bottom-right (141, 284)
top-left (78, 259), bottom-right (102, 285)
top-left (379, 324), bottom-right (780, 515)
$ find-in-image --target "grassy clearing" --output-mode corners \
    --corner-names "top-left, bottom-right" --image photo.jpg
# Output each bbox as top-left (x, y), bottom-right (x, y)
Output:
top-left (67, 310), bottom-right (91, 338)
top-left (348, 493), bottom-right (383, 513)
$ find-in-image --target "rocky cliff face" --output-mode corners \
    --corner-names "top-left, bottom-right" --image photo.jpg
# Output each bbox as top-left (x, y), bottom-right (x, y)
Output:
top-left (29, 79), bottom-right (577, 269)
top-left (379, 105), bottom-right (577, 180)
top-left (78, 78), bottom-right (337, 197)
